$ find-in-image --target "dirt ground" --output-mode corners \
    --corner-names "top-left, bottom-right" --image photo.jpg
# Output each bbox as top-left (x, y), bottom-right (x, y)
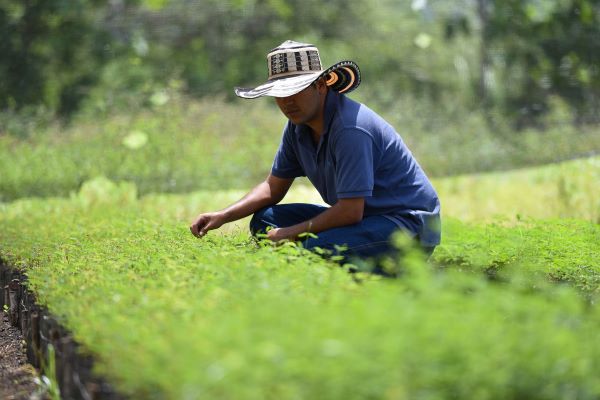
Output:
top-left (0, 313), bottom-right (43, 400)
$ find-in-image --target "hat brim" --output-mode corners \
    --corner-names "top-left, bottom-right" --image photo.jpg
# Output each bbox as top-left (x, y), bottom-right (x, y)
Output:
top-left (234, 61), bottom-right (360, 99)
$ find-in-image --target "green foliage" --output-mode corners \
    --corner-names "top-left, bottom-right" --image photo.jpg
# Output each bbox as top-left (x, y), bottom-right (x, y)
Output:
top-left (2, 94), bottom-right (600, 202)
top-left (1, 3), bottom-right (599, 394)
top-left (433, 217), bottom-right (600, 294)
top-left (0, 0), bottom-right (111, 115)
top-left (482, 0), bottom-right (600, 124)
top-left (0, 97), bottom-right (284, 201)
top-left (1, 187), bottom-right (600, 398)
top-left (41, 344), bottom-right (61, 400)
top-left (3, 0), bottom-right (598, 128)
top-left (434, 156), bottom-right (600, 223)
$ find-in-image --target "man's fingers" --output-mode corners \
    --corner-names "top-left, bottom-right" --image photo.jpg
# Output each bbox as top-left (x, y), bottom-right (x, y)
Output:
top-left (190, 218), bottom-right (212, 238)
top-left (190, 214), bottom-right (222, 238)
top-left (199, 220), bottom-right (216, 237)
top-left (190, 218), bottom-right (206, 238)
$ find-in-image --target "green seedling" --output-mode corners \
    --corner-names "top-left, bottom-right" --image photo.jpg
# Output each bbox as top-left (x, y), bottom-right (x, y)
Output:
top-left (0, 170), bottom-right (599, 399)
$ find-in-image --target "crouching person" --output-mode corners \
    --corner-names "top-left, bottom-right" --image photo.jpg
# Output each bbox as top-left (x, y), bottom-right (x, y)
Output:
top-left (190, 40), bottom-right (440, 262)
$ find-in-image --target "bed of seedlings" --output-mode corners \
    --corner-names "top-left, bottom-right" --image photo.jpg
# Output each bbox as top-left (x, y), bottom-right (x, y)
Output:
top-left (1, 162), bottom-right (599, 399)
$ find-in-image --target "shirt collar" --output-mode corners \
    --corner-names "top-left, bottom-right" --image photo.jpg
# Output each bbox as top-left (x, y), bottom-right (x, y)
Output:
top-left (322, 90), bottom-right (340, 136)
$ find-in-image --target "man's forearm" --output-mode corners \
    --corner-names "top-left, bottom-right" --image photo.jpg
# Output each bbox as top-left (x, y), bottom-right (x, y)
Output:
top-left (218, 174), bottom-right (293, 223)
top-left (274, 198), bottom-right (364, 241)
top-left (191, 174), bottom-right (294, 238)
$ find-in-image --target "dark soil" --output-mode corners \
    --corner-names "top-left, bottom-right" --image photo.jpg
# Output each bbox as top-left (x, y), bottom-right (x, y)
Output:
top-left (0, 313), bottom-right (43, 400)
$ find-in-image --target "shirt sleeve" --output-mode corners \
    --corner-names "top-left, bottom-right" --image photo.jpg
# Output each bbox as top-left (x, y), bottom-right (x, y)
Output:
top-left (271, 123), bottom-right (305, 179)
top-left (332, 128), bottom-right (375, 198)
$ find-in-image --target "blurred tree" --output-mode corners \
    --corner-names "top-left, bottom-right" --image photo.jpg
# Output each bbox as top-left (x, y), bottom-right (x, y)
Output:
top-left (0, 0), bottom-right (113, 115)
top-left (77, 0), bottom-right (379, 115)
top-left (2, 0), bottom-right (598, 128)
top-left (484, 0), bottom-right (600, 126)
top-left (122, 0), bottom-right (373, 96)
top-left (447, 0), bottom-right (600, 127)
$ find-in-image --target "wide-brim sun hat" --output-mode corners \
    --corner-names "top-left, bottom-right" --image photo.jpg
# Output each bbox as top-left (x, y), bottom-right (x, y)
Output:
top-left (234, 40), bottom-right (361, 99)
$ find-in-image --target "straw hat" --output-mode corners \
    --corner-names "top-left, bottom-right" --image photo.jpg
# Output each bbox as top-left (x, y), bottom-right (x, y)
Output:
top-left (234, 40), bottom-right (361, 99)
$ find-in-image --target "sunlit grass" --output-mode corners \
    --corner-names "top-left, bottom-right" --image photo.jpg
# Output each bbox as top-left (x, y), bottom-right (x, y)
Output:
top-left (135, 156), bottom-right (599, 229)
top-left (2, 96), bottom-right (599, 202)
top-left (433, 156), bottom-right (600, 223)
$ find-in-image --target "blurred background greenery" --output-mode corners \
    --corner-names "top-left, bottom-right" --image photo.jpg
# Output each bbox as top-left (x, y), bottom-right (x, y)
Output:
top-left (1, 0), bottom-right (599, 200)
top-left (2, 4), bottom-right (600, 397)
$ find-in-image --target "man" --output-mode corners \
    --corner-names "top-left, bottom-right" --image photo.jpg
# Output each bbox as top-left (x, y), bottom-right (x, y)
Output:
top-left (190, 40), bottom-right (441, 260)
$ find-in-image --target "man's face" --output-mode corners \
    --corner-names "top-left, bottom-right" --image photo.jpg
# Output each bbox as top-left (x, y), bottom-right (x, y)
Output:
top-left (275, 80), bottom-right (326, 126)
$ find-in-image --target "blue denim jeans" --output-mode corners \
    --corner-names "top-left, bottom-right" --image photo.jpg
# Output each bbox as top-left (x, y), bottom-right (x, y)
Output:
top-left (249, 203), bottom-right (434, 261)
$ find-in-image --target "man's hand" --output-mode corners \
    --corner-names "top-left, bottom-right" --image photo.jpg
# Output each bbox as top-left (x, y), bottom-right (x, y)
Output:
top-left (190, 212), bottom-right (226, 238)
top-left (265, 224), bottom-right (309, 242)
top-left (266, 227), bottom-right (291, 242)
top-left (188, 175), bottom-right (294, 239)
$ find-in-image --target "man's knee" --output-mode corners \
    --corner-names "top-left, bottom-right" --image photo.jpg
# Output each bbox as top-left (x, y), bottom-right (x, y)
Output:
top-left (249, 206), bottom-right (272, 235)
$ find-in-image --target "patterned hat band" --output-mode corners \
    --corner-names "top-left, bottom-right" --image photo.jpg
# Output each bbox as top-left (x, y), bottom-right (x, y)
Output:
top-left (268, 48), bottom-right (322, 79)
top-left (234, 40), bottom-right (361, 99)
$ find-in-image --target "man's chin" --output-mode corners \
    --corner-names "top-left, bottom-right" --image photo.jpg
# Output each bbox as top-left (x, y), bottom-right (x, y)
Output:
top-left (287, 115), bottom-right (304, 125)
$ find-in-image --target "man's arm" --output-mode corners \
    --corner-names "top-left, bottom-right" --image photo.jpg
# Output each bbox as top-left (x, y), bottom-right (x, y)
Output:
top-left (190, 174), bottom-right (294, 238)
top-left (266, 197), bottom-right (364, 242)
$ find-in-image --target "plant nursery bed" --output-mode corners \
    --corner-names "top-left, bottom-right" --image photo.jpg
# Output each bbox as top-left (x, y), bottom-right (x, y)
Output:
top-left (0, 188), bottom-right (599, 399)
top-left (1, 262), bottom-right (123, 400)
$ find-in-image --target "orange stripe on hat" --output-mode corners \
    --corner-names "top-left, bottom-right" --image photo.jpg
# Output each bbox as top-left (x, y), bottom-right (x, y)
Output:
top-left (338, 67), bottom-right (356, 93)
top-left (325, 72), bottom-right (339, 86)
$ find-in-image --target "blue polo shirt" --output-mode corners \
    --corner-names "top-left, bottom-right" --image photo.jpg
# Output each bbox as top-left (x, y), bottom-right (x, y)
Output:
top-left (271, 91), bottom-right (441, 246)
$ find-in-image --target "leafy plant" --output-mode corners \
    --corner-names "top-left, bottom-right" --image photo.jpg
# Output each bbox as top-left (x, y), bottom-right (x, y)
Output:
top-left (1, 184), bottom-right (599, 399)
